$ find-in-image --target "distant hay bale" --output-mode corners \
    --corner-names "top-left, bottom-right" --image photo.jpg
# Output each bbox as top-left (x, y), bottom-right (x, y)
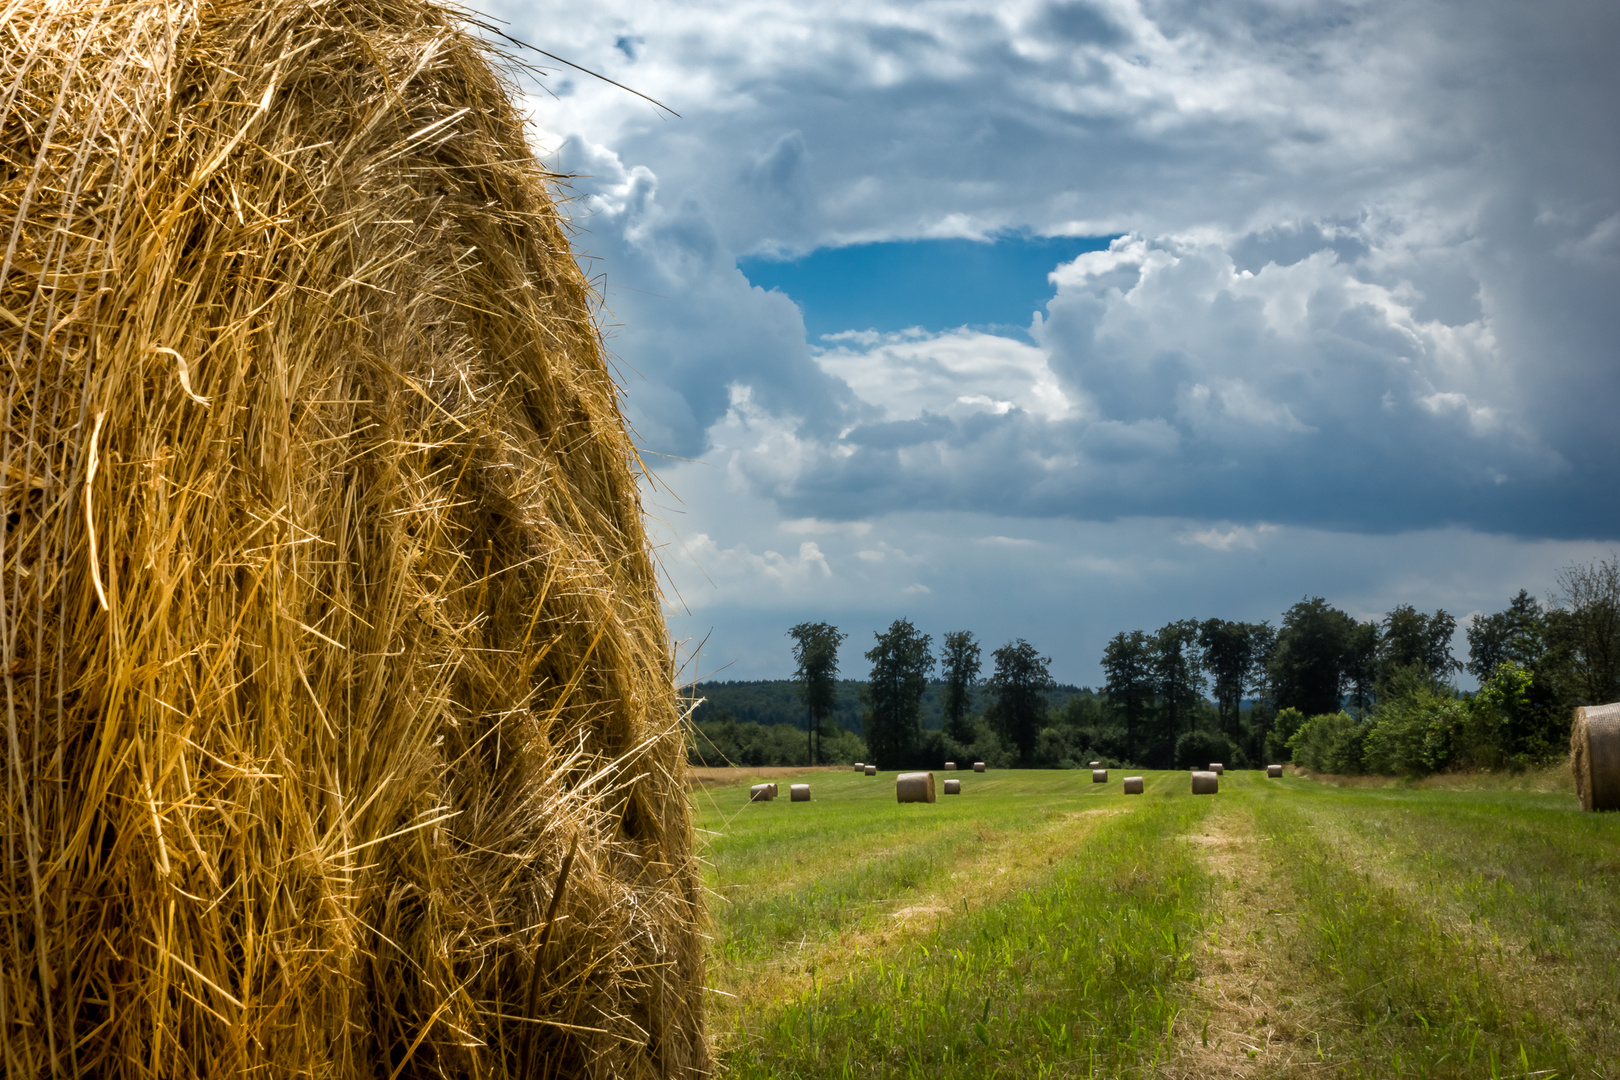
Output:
top-left (973, 761), bottom-right (986, 772)
top-left (944, 760), bottom-right (957, 770)
top-left (1192, 771), bottom-right (1220, 795)
top-left (0, 3), bottom-right (705, 1077)
top-left (750, 783), bottom-right (778, 802)
top-left (1267, 764), bottom-right (1284, 778)
top-left (854, 762), bottom-right (865, 771)
top-left (1123, 776), bottom-right (1144, 795)
top-left (865, 764), bottom-right (877, 776)
top-left (1571, 702), bottom-right (1620, 811)
top-left (1210, 763), bottom-right (1225, 775)
top-left (1092, 769), bottom-right (1108, 783)
top-left (896, 772), bottom-right (936, 803)
top-left (943, 778), bottom-right (961, 795)
top-left (790, 784), bottom-right (811, 802)
top-left (1089, 760), bottom-right (1101, 767)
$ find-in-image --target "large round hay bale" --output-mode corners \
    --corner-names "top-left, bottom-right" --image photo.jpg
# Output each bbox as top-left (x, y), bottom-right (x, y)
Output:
top-left (1210, 763), bottom-right (1225, 775)
top-left (943, 778), bottom-right (961, 794)
top-left (944, 760), bottom-right (957, 770)
top-left (1192, 771), bottom-right (1220, 795)
top-left (865, 764), bottom-right (878, 776)
top-left (1092, 769), bottom-right (1108, 783)
top-left (1089, 760), bottom-right (1102, 767)
top-left (1267, 764), bottom-right (1284, 778)
top-left (973, 761), bottom-right (987, 772)
top-left (896, 772), bottom-right (937, 803)
top-left (1572, 702), bottom-right (1620, 811)
top-left (790, 783), bottom-right (811, 802)
top-left (0, 3), bottom-right (704, 1076)
top-left (750, 783), bottom-right (778, 802)
top-left (854, 762), bottom-right (865, 771)
top-left (1123, 776), bottom-right (1144, 794)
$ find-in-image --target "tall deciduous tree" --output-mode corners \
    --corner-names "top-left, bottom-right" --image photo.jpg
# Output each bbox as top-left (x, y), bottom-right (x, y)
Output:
top-left (1152, 620), bottom-right (1205, 739)
top-left (788, 622), bottom-right (846, 765)
top-left (938, 630), bottom-right (982, 742)
top-left (986, 639), bottom-right (1054, 764)
top-left (1102, 630), bottom-right (1154, 752)
top-left (1199, 619), bottom-right (1258, 740)
top-left (1269, 597), bottom-right (1356, 717)
top-left (1467, 589), bottom-right (1547, 680)
top-left (1343, 620), bottom-right (1381, 718)
top-left (863, 619), bottom-right (934, 768)
top-left (1379, 604), bottom-right (1462, 688)
top-left (1554, 555), bottom-right (1620, 705)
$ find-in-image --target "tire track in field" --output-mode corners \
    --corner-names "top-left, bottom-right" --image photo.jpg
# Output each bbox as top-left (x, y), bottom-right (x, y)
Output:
top-left (709, 803), bottom-right (1133, 1014)
top-left (1164, 795), bottom-right (1336, 1079)
top-left (1276, 794), bottom-right (1620, 1072)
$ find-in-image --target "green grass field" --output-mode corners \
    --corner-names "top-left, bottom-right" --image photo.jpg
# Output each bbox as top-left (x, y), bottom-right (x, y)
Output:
top-left (691, 766), bottom-right (1620, 1078)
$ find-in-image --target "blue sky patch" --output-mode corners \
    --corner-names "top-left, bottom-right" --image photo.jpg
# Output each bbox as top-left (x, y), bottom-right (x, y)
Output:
top-left (739, 234), bottom-right (1117, 340)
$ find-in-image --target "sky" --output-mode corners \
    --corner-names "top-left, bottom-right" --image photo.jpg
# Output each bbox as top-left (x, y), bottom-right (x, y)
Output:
top-left (487, 0), bottom-right (1620, 687)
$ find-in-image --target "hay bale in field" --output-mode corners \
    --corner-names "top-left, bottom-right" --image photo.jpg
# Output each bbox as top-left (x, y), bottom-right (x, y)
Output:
top-left (1192, 771), bottom-right (1220, 795)
top-left (943, 778), bottom-right (961, 795)
top-left (1092, 769), bottom-right (1108, 783)
top-left (1210, 763), bottom-right (1225, 775)
top-left (1571, 702), bottom-right (1620, 811)
top-left (944, 761), bottom-right (957, 770)
top-left (1089, 760), bottom-right (1101, 767)
top-left (0, 4), bottom-right (705, 1077)
top-left (855, 762), bottom-right (865, 771)
top-left (896, 772), bottom-right (936, 803)
top-left (790, 784), bottom-right (811, 802)
top-left (865, 764), bottom-right (878, 776)
top-left (1267, 764), bottom-right (1284, 778)
top-left (1123, 776), bottom-right (1144, 795)
top-left (750, 784), bottom-right (778, 802)
top-left (973, 761), bottom-right (987, 772)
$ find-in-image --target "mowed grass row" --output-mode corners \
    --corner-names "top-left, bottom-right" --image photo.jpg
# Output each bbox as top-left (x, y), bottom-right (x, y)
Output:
top-left (693, 766), bottom-right (1620, 1078)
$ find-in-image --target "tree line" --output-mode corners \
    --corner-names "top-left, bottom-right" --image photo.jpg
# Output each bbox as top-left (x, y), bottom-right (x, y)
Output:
top-left (688, 555), bottom-right (1620, 774)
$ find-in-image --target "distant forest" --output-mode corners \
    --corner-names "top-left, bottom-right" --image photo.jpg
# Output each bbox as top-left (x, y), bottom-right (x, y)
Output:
top-left (686, 554), bottom-right (1620, 776)
top-left (689, 679), bottom-right (1088, 735)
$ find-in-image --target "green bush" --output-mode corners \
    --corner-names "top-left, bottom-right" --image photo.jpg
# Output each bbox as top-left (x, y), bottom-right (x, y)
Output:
top-left (1264, 707), bottom-right (1306, 765)
top-left (1287, 711), bottom-right (1367, 773)
top-left (1361, 688), bottom-right (1469, 775)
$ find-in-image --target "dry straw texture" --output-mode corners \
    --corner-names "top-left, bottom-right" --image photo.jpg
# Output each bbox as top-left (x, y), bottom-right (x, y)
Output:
top-left (942, 778), bottom-right (959, 795)
top-left (1571, 703), bottom-right (1620, 811)
top-left (1091, 769), bottom-right (1106, 783)
top-left (0, 1), bottom-right (705, 1076)
top-left (1191, 772), bottom-right (1219, 795)
top-left (1122, 776), bottom-right (1143, 795)
top-left (788, 784), bottom-right (809, 802)
top-left (896, 772), bottom-right (935, 803)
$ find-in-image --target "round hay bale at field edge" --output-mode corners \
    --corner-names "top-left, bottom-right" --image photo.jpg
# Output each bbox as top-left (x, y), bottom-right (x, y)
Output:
top-left (750, 784), bottom-right (777, 802)
top-left (854, 762), bottom-right (865, 771)
top-left (865, 764), bottom-right (878, 776)
top-left (973, 761), bottom-right (987, 772)
top-left (943, 778), bottom-right (961, 794)
top-left (1123, 776), bottom-right (1144, 795)
top-left (1089, 760), bottom-right (1101, 767)
top-left (897, 772), bottom-right (937, 803)
top-left (1210, 763), bottom-right (1225, 775)
top-left (1267, 764), bottom-right (1284, 778)
top-left (944, 761), bottom-right (957, 770)
top-left (1092, 769), bottom-right (1108, 783)
top-left (0, 4), bottom-right (704, 1077)
top-left (1192, 771), bottom-right (1220, 795)
top-left (1571, 702), bottom-right (1620, 811)
top-left (790, 784), bottom-right (811, 802)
